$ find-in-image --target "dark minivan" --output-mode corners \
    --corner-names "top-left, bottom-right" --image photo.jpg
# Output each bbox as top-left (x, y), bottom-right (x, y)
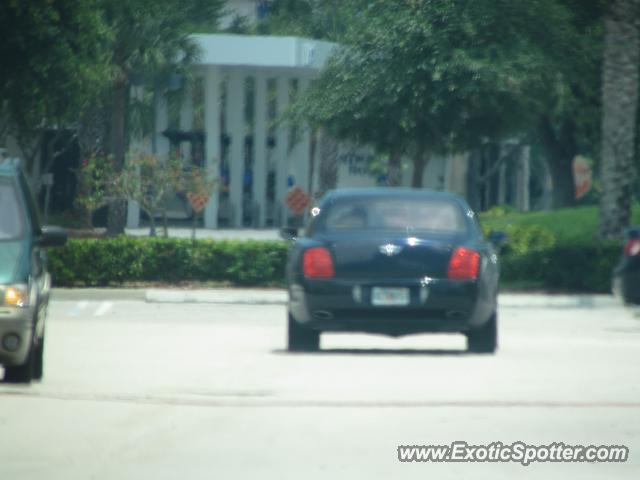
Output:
top-left (0, 158), bottom-right (67, 383)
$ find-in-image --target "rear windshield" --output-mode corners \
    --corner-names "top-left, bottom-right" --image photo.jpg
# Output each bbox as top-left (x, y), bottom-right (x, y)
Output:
top-left (0, 180), bottom-right (25, 239)
top-left (321, 197), bottom-right (467, 234)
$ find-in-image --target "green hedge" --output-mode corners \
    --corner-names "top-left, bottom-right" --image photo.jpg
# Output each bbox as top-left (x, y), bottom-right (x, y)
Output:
top-left (500, 241), bottom-right (620, 292)
top-left (48, 234), bottom-right (622, 292)
top-left (489, 224), bottom-right (620, 292)
top-left (48, 237), bottom-right (289, 287)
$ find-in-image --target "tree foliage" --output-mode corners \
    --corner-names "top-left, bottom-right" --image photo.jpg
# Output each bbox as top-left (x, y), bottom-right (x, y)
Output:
top-left (98, 0), bottom-right (224, 234)
top-left (283, 0), bottom-right (606, 197)
top-left (101, 0), bottom-right (224, 86)
top-left (74, 154), bottom-right (117, 228)
top-left (532, 0), bottom-right (605, 208)
top-left (292, 0), bottom-right (580, 186)
top-left (0, 0), bottom-right (108, 173)
top-left (256, 0), bottom-right (353, 40)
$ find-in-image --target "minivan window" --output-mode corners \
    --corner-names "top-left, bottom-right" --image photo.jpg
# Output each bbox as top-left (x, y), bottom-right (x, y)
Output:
top-left (0, 180), bottom-right (25, 239)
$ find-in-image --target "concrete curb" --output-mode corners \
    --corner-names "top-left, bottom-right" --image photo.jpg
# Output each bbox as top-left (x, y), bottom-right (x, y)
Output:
top-left (144, 290), bottom-right (619, 309)
top-left (52, 288), bottom-right (146, 301)
top-left (144, 288), bottom-right (287, 305)
top-left (498, 293), bottom-right (618, 309)
top-left (53, 288), bottom-right (620, 309)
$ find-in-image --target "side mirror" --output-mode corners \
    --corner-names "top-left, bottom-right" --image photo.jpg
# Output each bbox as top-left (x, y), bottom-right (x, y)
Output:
top-left (37, 226), bottom-right (68, 248)
top-left (279, 227), bottom-right (299, 241)
top-left (487, 230), bottom-right (508, 249)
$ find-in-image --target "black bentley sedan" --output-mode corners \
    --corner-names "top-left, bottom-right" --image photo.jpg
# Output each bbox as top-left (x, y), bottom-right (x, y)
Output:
top-left (283, 188), bottom-right (503, 354)
top-left (612, 226), bottom-right (640, 305)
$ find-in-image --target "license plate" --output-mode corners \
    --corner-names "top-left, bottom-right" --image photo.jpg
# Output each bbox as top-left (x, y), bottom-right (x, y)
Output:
top-left (371, 287), bottom-right (410, 306)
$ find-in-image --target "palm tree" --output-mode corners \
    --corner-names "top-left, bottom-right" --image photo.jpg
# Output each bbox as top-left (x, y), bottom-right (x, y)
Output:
top-left (101, 0), bottom-right (224, 235)
top-left (598, 0), bottom-right (640, 240)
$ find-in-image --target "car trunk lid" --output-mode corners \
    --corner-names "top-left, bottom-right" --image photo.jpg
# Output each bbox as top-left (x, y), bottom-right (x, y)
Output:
top-left (320, 232), bottom-right (463, 280)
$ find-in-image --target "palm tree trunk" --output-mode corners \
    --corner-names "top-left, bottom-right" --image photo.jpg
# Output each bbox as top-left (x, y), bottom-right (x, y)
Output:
top-left (538, 116), bottom-right (577, 208)
top-left (548, 155), bottom-right (576, 209)
top-left (107, 79), bottom-right (129, 236)
top-left (598, 0), bottom-right (640, 240)
top-left (411, 148), bottom-right (430, 188)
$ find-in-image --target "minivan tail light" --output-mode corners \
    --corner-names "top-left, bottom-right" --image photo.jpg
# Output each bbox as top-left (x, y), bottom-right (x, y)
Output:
top-left (624, 239), bottom-right (640, 256)
top-left (303, 247), bottom-right (335, 278)
top-left (447, 247), bottom-right (480, 280)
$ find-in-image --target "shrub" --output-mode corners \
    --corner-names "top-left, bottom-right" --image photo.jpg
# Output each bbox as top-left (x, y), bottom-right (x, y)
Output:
top-left (481, 204), bottom-right (518, 219)
top-left (48, 237), bottom-right (288, 287)
top-left (48, 235), bottom-right (622, 293)
top-left (502, 224), bottom-right (556, 255)
top-left (484, 223), bottom-right (557, 255)
top-left (500, 240), bottom-right (620, 292)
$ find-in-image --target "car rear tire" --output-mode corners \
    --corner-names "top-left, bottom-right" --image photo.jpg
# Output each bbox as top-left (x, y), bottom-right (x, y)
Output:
top-left (287, 313), bottom-right (320, 352)
top-left (32, 333), bottom-right (45, 381)
top-left (466, 312), bottom-right (497, 354)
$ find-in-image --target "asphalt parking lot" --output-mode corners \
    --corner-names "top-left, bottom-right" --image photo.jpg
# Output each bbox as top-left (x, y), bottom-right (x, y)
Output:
top-left (0, 291), bottom-right (639, 479)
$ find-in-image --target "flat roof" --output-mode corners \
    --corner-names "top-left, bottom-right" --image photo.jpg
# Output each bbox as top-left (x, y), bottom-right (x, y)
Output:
top-left (191, 33), bottom-right (335, 71)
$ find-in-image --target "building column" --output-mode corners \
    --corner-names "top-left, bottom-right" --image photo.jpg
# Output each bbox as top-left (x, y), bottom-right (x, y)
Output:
top-left (446, 153), bottom-right (469, 198)
top-left (443, 154), bottom-right (453, 192)
top-left (227, 69), bottom-right (245, 227)
top-left (518, 145), bottom-right (531, 212)
top-left (498, 160), bottom-right (507, 205)
top-left (275, 77), bottom-right (290, 226)
top-left (253, 74), bottom-right (268, 227)
top-left (204, 66), bottom-right (221, 229)
top-left (294, 77), bottom-right (312, 194)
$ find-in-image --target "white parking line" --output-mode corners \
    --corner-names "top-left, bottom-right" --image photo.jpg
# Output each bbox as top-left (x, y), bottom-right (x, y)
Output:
top-left (93, 302), bottom-right (113, 317)
top-left (68, 301), bottom-right (89, 317)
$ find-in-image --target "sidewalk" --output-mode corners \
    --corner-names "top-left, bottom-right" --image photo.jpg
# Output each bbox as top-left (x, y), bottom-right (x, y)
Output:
top-left (125, 228), bottom-right (282, 241)
top-left (52, 288), bottom-right (620, 308)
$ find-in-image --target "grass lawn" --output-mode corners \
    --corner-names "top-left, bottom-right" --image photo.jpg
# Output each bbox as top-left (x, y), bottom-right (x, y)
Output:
top-left (480, 203), bottom-right (640, 241)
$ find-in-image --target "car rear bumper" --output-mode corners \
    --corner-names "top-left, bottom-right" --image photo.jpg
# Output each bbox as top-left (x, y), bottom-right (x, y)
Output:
top-left (289, 278), bottom-right (495, 336)
top-left (0, 307), bottom-right (34, 366)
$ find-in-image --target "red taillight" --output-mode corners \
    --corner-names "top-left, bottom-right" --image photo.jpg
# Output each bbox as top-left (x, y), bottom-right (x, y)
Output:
top-left (303, 247), bottom-right (335, 278)
top-left (624, 239), bottom-right (640, 256)
top-left (448, 247), bottom-right (480, 280)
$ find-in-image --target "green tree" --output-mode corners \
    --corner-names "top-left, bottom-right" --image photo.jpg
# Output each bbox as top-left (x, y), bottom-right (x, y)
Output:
top-left (116, 153), bottom-right (179, 237)
top-left (534, 0), bottom-right (605, 208)
top-left (257, 0), bottom-right (351, 40)
top-left (0, 0), bottom-right (108, 181)
top-left (598, 0), bottom-right (640, 239)
top-left (170, 161), bottom-right (217, 239)
top-left (99, 0), bottom-right (224, 235)
top-left (281, 0), bottom-right (605, 204)
top-left (293, 0), bottom-right (567, 187)
top-left (75, 154), bottom-right (117, 228)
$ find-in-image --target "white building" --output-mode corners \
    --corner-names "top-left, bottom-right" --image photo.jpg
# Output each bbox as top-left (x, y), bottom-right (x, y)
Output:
top-left (128, 33), bottom-right (336, 229)
top-left (123, 1), bottom-right (532, 228)
top-left (2, 1), bottom-right (534, 227)
top-left (127, 30), bottom-right (465, 229)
